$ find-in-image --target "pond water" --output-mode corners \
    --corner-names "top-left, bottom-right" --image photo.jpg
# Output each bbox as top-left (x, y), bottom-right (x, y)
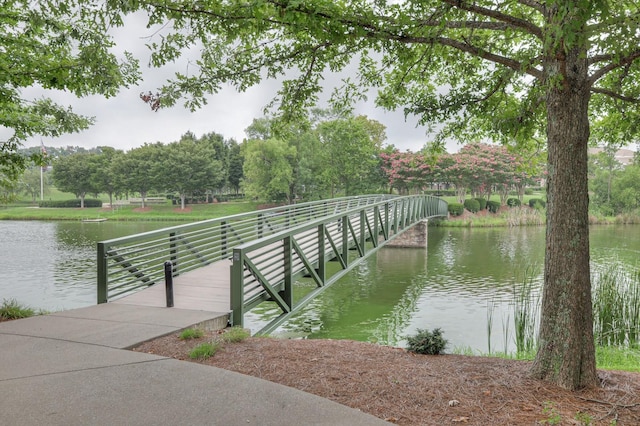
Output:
top-left (0, 221), bottom-right (182, 312)
top-left (246, 225), bottom-right (640, 352)
top-left (2, 221), bottom-right (639, 352)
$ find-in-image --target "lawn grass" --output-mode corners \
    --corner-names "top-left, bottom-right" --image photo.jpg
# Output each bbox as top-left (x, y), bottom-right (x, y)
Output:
top-left (0, 200), bottom-right (262, 221)
top-left (451, 345), bottom-right (640, 372)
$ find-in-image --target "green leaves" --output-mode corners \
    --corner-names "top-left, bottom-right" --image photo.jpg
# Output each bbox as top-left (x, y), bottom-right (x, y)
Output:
top-left (1, 0), bottom-right (139, 180)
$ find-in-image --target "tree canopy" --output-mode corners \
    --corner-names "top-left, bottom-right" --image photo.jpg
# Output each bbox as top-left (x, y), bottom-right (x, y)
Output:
top-left (1, 1), bottom-right (139, 181)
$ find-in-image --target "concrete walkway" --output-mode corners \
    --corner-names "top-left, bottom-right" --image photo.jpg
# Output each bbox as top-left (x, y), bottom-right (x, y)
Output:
top-left (0, 304), bottom-right (389, 425)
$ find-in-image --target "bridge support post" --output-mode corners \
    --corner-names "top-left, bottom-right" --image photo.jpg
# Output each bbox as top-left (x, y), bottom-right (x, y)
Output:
top-left (230, 249), bottom-right (244, 327)
top-left (282, 237), bottom-right (293, 310)
top-left (386, 219), bottom-right (428, 248)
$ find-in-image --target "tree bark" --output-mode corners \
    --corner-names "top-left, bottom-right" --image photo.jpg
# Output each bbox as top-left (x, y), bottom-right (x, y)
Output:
top-left (530, 46), bottom-right (598, 389)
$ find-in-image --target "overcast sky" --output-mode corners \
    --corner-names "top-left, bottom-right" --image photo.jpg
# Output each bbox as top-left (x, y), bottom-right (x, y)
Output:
top-left (13, 12), bottom-right (459, 154)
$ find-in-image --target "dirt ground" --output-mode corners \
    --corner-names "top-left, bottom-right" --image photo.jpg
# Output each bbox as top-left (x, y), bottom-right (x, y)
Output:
top-left (134, 331), bottom-right (640, 425)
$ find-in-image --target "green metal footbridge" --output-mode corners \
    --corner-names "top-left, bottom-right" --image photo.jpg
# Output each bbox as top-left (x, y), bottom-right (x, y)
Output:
top-left (97, 194), bottom-right (448, 334)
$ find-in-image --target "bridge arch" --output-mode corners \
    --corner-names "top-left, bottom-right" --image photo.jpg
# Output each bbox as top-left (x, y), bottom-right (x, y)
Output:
top-left (97, 195), bottom-right (447, 334)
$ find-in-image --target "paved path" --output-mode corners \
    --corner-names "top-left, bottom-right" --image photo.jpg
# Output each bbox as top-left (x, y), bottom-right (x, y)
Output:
top-left (0, 304), bottom-right (389, 425)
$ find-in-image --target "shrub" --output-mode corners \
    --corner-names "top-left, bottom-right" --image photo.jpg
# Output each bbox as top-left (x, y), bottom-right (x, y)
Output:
top-left (474, 197), bottom-right (487, 210)
top-left (39, 199), bottom-right (102, 208)
top-left (448, 202), bottom-right (464, 216)
top-left (529, 198), bottom-right (546, 209)
top-left (507, 198), bottom-right (521, 207)
top-left (463, 198), bottom-right (480, 213)
top-left (487, 200), bottom-right (501, 213)
top-left (406, 328), bottom-right (447, 355)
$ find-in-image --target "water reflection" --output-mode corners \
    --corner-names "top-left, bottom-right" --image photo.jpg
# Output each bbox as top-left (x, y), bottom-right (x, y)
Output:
top-left (1, 221), bottom-right (182, 311)
top-left (252, 225), bottom-right (640, 353)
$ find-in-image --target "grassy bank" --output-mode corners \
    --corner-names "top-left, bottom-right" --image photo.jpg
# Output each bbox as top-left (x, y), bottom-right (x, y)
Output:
top-left (0, 201), bottom-right (262, 221)
top-left (438, 205), bottom-right (640, 227)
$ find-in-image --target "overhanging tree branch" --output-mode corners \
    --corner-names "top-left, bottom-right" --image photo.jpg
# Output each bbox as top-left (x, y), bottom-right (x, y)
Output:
top-left (589, 50), bottom-right (640, 85)
top-left (440, 0), bottom-right (543, 39)
top-left (591, 87), bottom-right (640, 103)
top-left (392, 34), bottom-right (543, 80)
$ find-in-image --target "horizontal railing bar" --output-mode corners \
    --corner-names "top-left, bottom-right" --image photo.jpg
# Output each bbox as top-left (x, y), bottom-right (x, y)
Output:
top-left (100, 195), bottom-right (388, 247)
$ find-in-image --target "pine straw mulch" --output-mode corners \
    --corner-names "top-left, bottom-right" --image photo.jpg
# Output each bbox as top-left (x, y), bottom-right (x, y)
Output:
top-left (133, 331), bottom-right (640, 425)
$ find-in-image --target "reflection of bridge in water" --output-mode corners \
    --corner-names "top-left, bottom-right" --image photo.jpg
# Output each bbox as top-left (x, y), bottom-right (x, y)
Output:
top-left (97, 195), bottom-right (448, 334)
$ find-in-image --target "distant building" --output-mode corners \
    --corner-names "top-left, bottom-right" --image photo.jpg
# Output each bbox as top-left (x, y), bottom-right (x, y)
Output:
top-left (588, 148), bottom-right (635, 167)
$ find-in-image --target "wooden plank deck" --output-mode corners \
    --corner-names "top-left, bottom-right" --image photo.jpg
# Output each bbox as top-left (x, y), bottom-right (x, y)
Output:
top-left (113, 259), bottom-right (232, 313)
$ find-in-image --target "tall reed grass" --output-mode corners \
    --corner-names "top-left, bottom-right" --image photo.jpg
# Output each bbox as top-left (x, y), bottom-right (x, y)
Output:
top-left (504, 206), bottom-right (545, 227)
top-left (592, 263), bottom-right (640, 347)
top-left (513, 266), bottom-right (540, 354)
top-left (494, 262), bottom-right (640, 356)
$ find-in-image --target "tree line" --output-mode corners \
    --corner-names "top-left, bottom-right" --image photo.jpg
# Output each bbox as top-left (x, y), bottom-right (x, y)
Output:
top-left (38, 132), bottom-right (241, 209)
top-left (589, 149), bottom-right (640, 216)
top-left (14, 115), bottom-right (547, 209)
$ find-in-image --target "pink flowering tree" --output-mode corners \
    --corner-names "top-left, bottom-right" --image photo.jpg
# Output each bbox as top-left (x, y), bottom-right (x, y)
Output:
top-left (444, 143), bottom-right (528, 205)
top-left (380, 150), bottom-right (434, 194)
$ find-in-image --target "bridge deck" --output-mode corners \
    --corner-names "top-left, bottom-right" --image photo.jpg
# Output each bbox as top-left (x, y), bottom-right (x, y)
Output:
top-left (113, 259), bottom-right (231, 313)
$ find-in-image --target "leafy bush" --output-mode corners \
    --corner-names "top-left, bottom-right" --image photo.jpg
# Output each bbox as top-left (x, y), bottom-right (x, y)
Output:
top-left (529, 198), bottom-right (546, 209)
top-left (39, 199), bottom-right (102, 208)
top-left (474, 197), bottom-right (487, 210)
top-left (406, 328), bottom-right (447, 355)
top-left (463, 198), bottom-right (480, 213)
top-left (524, 188), bottom-right (534, 195)
top-left (507, 198), bottom-right (521, 207)
top-left (487, 200), bottom-right (501, 213)
top-left (448, 202), bottom-right (464, 216)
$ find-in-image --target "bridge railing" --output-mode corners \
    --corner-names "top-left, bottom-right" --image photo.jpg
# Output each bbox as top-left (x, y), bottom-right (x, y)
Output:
top-left (230, 194), bottom-right (448, 334)
top-left (96, 195), bottom-right (389, 303)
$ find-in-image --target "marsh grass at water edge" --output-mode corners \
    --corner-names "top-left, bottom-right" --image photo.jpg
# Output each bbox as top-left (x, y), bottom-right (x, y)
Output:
top-left (592, 263), bottom-right (640, 347)
top-left (480, 262), bottom-right (640, 371)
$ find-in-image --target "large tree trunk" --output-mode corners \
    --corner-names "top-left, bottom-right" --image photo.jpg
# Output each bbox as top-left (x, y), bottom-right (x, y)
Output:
top-left (530, 46), bottom-right (597, 390)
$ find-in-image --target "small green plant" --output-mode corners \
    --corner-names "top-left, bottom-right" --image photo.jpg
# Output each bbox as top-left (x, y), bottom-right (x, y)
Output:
top-left (189, 342), bottom-right (220, 360)
top-left (406, 328), bottom-right (447, 355)
top-left (540, 402), bottom-right (562, 425)
top-left (179, 328), bottom-right (204, 340)
top-left (221, 326), bottom-right (250, 343)
top-left (574, 411), bottom-right (592, 425)
top-left (0, 299), bottom-right (36, 320)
